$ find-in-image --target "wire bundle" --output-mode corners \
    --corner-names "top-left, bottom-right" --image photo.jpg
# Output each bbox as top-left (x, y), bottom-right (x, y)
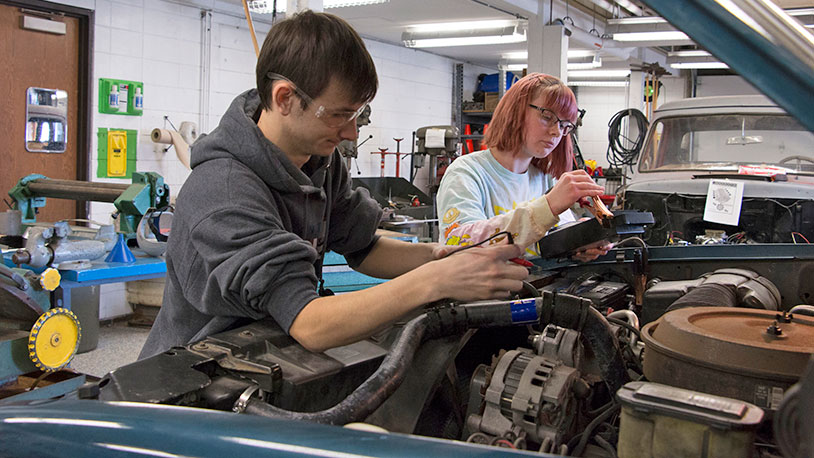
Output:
top-left (606, 109), bottom-right (649, 170)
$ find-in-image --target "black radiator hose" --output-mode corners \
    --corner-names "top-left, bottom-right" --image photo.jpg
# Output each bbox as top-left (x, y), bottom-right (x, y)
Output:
top-left (245, 313), bottom-right (430, 425)
top-left (539, 292), bottom-right (630, 394)
top-left (243, 299), bottom-right (524, 424)
top-left (244, 294), bottom-right (629, 424)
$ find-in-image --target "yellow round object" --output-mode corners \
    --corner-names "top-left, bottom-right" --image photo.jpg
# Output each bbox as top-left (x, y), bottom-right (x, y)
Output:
top-left (39, 268), bottom-right (61, 291)
top-left (28, 308), bottom-right (82, 371)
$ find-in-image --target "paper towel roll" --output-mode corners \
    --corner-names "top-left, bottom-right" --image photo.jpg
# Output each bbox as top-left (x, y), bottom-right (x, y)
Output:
top-left (151, 128), bottom-right (191, 169)
top-left (179, 121), bottom-right (198, 145)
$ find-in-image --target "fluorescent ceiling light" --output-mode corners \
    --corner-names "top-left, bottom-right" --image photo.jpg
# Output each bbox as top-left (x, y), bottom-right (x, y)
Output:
top-left (247, 0), bottom-right (388, 13)
top-left (568, 81), bottom-right (629, 87)
top-left (407, 20), bottom-right (517, 33)
top-left (613, 31), bottom-right (689, 41)
top-left (406, 34), bottom-right (525, 48)
top-left (503, 59), bottom-right (602, 71)
top-left (568, 62), bottom-right (601, 69)
top-left (670, 62), bottom-right (730, 69)
top-left (607, 17), bottom-right (667, 25)
top-left (668, 50), bottom-right (711, 57)
top-left (500, 49), bottom-right (600, 62)
top-left (403, 20), bottom-right (525, 48)
top-left (667, 52), bottom-right (728, 69)
top-left (569, 69), bottom-right (630, 78)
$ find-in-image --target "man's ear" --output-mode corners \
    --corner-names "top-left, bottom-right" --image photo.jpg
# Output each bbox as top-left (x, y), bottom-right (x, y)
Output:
top-left (271, 83), bottom-right (296, 115)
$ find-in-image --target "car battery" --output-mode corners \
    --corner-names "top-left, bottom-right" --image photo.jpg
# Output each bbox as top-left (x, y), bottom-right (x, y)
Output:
top-left (542, 278), bottom-right (630, 312)
top-left (616, 381), bottom-right (764, 458)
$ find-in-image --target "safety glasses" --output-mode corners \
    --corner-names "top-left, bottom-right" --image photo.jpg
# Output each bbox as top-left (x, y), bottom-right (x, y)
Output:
top-left (267, 72), bottom-right (368, 128)
top-left (528, 104), bottom-right (577, 136)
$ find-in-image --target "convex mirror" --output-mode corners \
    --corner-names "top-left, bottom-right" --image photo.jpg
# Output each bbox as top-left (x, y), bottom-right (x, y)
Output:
top-left (25, 87), bottom-right (67, 153)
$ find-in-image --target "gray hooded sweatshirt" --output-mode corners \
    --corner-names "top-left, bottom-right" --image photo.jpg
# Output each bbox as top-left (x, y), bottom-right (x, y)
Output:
top-left (139, 89), bottom-right (382, 359)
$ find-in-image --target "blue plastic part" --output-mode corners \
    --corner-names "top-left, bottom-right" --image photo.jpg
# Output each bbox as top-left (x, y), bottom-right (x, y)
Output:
top-left (105, 234), bottom-right (136, 263)
top-left (478, 72), bottom-right (520, 93)
top-left (510, 298), bottom-right (538, 324)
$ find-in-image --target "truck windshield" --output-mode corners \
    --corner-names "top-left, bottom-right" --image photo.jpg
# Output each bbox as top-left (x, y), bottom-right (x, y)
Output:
top-left (639, 113), bottom-right (814, 175)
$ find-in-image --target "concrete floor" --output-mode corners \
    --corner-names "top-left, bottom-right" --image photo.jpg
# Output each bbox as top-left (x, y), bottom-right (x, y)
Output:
top-left (71, 321), bottom-right (150, 378)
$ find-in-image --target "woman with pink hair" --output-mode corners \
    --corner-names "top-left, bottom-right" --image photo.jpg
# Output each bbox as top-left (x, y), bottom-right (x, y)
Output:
top-left (437, 73), bottom-right (610, 260)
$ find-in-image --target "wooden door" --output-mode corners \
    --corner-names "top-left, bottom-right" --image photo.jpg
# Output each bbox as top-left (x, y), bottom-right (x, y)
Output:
top-left (0, 3), bottom-right (82, 223)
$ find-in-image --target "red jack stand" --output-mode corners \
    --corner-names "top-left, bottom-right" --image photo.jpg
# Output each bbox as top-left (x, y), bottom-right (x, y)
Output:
top-left (373, 148), bottom-right (389, 177)
top-left (371, 139), bottom-right (409, 178)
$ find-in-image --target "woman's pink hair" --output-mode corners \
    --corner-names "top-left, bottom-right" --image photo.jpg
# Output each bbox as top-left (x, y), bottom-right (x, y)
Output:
top-left (483, 73), bottom-right (578, 178)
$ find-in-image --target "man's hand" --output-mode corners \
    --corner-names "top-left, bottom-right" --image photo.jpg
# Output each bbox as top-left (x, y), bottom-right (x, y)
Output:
top-left (572, 240), bottom-right (614, 262)
top-left (545, 170), bottom-right (605, 215)
top-left (432, 244), bottom-right (529, 301)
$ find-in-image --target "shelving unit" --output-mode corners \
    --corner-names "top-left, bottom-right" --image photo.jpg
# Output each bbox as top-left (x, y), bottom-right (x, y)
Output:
top-left (454, 63), bottom-right (493, 154)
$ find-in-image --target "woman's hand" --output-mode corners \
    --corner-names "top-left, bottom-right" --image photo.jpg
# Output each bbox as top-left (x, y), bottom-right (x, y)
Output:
top-left (545, 170), bottom-right (605, 215)
top-left (572, 240), bottom-right (614, 262)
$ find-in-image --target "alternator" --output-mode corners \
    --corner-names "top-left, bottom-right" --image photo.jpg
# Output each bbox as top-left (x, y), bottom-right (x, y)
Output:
top-left (466, 348), bottom-right (580, 450)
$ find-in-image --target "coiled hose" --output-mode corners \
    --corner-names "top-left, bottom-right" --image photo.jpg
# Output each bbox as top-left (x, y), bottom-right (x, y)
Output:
top-left (606, 108), bottom-right (649, 170)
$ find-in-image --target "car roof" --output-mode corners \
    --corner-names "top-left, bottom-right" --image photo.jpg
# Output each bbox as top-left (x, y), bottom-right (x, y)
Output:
top-left (653, 94), bottom-right (787, 118)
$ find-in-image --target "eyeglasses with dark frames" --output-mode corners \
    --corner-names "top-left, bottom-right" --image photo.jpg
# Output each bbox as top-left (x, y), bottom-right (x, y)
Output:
top-left (528, 104), bottom-right (577, 135)
top-left (267, 72), bottom-right (369, 128)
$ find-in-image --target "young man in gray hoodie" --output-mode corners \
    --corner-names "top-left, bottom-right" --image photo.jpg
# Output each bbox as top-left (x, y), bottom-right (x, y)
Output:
top-left (140, 10), bottom-right (528, 359)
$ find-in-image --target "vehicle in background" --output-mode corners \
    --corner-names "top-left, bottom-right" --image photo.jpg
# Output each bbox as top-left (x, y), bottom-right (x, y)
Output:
top-left (622, 95), bottom-right (814, 245)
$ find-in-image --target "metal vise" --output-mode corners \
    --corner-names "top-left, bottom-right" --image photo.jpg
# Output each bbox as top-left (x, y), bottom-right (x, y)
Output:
top-left (8, 171), bottom-right (170, 236)
top-left (11, 221), bottom-right (111, 268)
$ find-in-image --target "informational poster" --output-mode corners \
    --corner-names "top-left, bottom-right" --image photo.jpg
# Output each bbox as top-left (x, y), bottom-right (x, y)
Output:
top-left (703, 179), bottom-right (744, 226)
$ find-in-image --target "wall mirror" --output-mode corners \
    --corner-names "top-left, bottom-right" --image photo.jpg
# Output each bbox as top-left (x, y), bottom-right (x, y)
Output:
top-left (26, 87), bottom-right (68, 153)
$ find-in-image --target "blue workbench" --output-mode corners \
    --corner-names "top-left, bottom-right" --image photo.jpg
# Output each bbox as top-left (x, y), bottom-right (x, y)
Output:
top-left (3, 252), bottom-right (166, 311)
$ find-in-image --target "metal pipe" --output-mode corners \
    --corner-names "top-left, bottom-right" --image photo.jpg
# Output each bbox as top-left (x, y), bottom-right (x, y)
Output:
top-left (731, 0), bottom-right (814, 69)
top-left (29, 179), bottom-right (129, 190)
top-left (26, 180), bottom-right (129, 203)
top-left (608, 309), bottom-right (640, 347)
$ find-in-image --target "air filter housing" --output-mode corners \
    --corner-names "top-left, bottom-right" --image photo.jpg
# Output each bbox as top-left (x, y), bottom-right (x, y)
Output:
top-left (641, 307), bottom-right (814, 411)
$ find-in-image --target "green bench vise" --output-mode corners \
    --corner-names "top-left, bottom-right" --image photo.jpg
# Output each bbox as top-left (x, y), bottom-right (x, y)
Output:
top-left (8, 172), bottom-right (170, 237)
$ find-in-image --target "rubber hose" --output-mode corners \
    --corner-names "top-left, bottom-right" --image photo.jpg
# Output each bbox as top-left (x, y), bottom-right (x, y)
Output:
top-left (790, 305), bottom-right (814, 317)
top-left (575, 307), bottom-right (629, 394)
top-left (547, 296), bottom-right (629, 394)
top-left (666, 282), bottom-right (738, 313)
top-left (244, 313), bottom-right (429, 425)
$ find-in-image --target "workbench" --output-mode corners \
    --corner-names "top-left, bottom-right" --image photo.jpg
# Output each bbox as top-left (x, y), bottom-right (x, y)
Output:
top-left (2, 250), bottom-right (166, 312)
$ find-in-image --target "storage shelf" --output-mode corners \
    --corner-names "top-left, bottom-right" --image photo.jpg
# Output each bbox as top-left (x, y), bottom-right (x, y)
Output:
top-left (462, 110), bottom-right (493, 117)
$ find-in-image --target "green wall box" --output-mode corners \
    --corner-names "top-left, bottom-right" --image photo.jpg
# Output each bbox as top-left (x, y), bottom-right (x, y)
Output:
top-left (97, 128), bottom-right (137, 178)
top-left (99, 78), bottom-right (144, 115)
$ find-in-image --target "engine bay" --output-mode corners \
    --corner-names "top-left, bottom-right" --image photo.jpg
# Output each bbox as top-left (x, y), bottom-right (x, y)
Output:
top-left (87, 244), bottom-right (814, 457)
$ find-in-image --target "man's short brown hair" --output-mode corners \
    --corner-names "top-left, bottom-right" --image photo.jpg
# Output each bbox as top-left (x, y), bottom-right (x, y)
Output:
top-left (256, 10), bottom-right (378, 110)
